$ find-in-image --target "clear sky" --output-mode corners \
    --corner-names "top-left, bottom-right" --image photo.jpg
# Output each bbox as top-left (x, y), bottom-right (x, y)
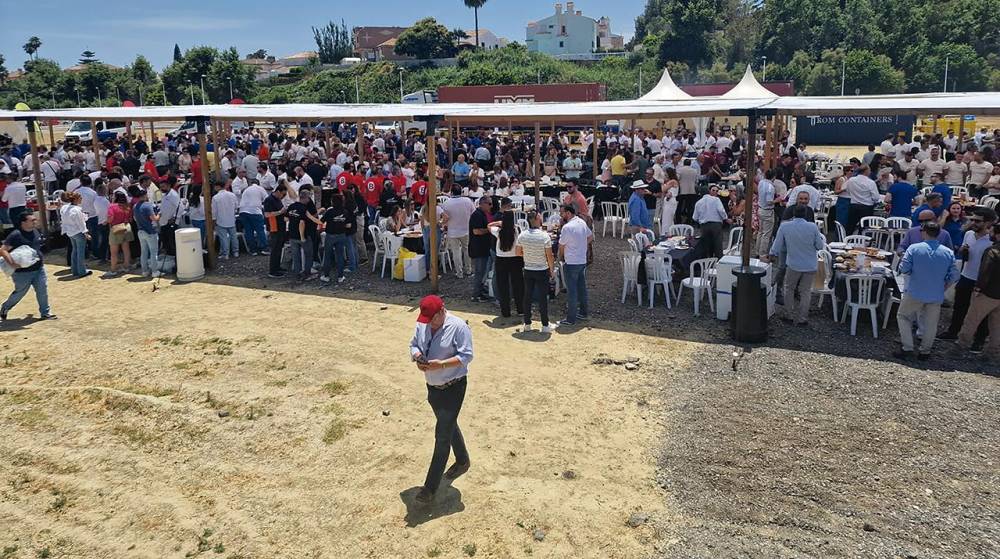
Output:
top-left (0, 0), bottom-right (646, 70)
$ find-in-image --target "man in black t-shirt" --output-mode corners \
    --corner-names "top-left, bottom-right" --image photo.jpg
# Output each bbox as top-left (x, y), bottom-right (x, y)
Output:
top-left (262, 184), bottom-right (288, 278)
top-left (286, 186), bottom-right (320, 280)
top-left (469, 196), bottom-right (494, 302)
top-left (379, 179), bottom-right (400, 219)
top-left (0, 212), bottom-right (55, 320)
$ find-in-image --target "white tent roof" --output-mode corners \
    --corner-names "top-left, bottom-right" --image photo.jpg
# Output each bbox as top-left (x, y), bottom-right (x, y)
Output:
top-left (4, 91), bottom-right (1000, 126)
top-left (721, 65), bottom-right (777, 100)
top-left (639, 69), bottom-right (692, 101)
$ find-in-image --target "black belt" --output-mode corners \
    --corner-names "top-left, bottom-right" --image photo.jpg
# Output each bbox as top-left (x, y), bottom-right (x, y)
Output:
top-left (428, 376), bottom-right (466, 391)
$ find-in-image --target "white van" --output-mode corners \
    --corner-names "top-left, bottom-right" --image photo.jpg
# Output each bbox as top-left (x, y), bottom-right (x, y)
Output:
top-left (65, 120), bottom-right (127, 142)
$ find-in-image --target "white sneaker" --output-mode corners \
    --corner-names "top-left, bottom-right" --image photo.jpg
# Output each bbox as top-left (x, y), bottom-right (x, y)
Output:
top-left (337, 276), bottom-right (346, 283)
top-left (151, 271), bottom-right (161, 278)
top-left (522, 324), bottom-right (534, 332)
top-left (541, 325), bottom-right (553, 334)
top-left (319, 275), bottom-right (331, 283)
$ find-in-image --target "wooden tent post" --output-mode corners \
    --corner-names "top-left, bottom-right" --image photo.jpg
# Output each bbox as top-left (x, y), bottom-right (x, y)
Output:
top-left (25, 119), bottom-right (48, 233)
top-left (47, 121), bottom-right (55, 147)
top-left (149, 121), bottom-right (156, 142)
top-left (357, 121), bottom-right (366, 166)
top-left (426, 124), bottom-right (440, 293)
top-left (212, 120), bottom-right (224, 181)
top-left (534, 122), bottom-right (541, 207)
top-left (196, 118), bottom-right (217, 269)
top-left (125, 122), bottom-right (133, 149)
top-left (740, 111), bottom-right (763, 268)
top-left (447, 122), bottom-right (454, 167)
top-left (762, 117), bottom-right (774, 172)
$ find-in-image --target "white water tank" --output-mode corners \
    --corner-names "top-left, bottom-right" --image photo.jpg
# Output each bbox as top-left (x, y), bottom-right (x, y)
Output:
top-left (175, 227), bottom-right (205, 281)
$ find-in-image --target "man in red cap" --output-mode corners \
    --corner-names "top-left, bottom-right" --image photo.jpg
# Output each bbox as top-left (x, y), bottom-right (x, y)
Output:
top-left (408, 295), bottom-right (474, 504)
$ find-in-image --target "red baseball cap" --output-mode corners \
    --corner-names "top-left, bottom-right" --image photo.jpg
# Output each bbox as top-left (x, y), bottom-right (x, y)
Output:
top-left (417, 295), bottom-right (445, 323)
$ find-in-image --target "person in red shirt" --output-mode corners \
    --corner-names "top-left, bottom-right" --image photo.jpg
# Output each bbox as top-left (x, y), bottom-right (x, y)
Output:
top-left (143, 157), bottom-right (161, 184)
top-left (411, 172), bottom-right (429, 208)
top-left (390, 169), bottom-right (407, 198)
top-left (361, 171), bottom-right (383, 224)
top-left (191, 154), bottom-right (203, 187)
top-left (335, 164), bottom-right (358, 194)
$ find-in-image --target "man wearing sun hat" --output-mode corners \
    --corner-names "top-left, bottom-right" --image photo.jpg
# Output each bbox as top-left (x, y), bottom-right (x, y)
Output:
top-left (627, 179), bottom-right (653, 238)
top-left (409, 295), bottom-right (474, 504)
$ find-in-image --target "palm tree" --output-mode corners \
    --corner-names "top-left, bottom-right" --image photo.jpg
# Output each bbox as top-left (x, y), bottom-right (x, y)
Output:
top-left (463, 0), bottom-right (488, 49)
top-left (23, 36), bottom-right (42, 61)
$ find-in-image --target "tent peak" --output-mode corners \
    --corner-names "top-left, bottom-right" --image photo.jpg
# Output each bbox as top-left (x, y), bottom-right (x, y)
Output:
top-left (639, 68), bottom-right (692, 101)
top-left (721, 64), bottom-right (778, 99)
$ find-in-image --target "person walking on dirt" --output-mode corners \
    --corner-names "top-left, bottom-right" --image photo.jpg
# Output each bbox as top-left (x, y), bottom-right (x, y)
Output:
top-left (1, 212), bottom-right (56, 321)
top-left (408, 295), bottom-right (473, 504)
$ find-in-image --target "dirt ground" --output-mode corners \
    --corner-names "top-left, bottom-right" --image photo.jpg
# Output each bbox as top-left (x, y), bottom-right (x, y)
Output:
top-left (0, 267), bottom-right (676, 559)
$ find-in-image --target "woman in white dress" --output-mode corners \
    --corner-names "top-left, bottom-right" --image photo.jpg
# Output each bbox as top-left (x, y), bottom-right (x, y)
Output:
top-left (659, 167), bottom-right (679, 234)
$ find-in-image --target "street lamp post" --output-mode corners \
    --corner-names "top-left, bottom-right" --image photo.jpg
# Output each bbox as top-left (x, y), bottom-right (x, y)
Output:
top-left (398, 68), bottom-right (404, 101)
top-left (138, 85), bottom-right (143, 107)
top-left (840, 58), bottom-right (846, 96)
top-left (162, 81), bottom-right (167, 106)
top-left (355, 76), bottom-right (360, 103)
top-left (115, 86), bottom-right (121, 106)
top-left (943, 55), bottom-right (950, 93)
top-left (200, 74), bottom-right (207, 104)
top-left (638, 66), bottom-right (643, 93)
top-left (50, 90), bottom-right (56, 108)
top-left (187, 80), bottom-right (194, 105)
top-left (75, 88), bottom-right (81, 106)
top-left (761, 56), bottom-right (767, 82)
top-left (227, 77), bottom-right (234, 101)
top-left (95, 87), bottom-right (102, 107)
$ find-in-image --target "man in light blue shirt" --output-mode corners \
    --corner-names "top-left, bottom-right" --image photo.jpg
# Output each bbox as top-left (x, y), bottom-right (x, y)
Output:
top-left (767, 205), bottom-right (826, 324)
top-left (756, 169), bottom-right (777, 258)
top-left (627, 181), bottom-right (653, 237)
top-left (409, 295), bottom-right (474, 504)
top-left (895, 221), bottom-right (959, 360)
top-left (451, 154), bottom-right (471, 185)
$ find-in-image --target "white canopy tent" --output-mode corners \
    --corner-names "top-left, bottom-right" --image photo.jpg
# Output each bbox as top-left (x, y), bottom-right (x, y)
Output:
top-left (639, 69), bottom-right (692, 102)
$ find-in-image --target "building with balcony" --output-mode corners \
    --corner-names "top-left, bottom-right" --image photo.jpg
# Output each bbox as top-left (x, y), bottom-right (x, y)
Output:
top-left (526, 2), bottom-right (622, 56)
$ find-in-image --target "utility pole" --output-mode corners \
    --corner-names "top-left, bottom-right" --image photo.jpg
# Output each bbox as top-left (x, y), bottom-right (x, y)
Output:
top-left (761, 56), bottom-right (767, 82)
top-left (200, 74), bottom-right (207, 104)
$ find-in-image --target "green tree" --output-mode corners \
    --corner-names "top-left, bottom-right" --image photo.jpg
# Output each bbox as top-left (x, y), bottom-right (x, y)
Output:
top-left (23, 36), bottom-right (42, 61)
top-left (79, 50), bottom-right (99, 65)
top-left (394, 18), bottom-right (462, 59)
top-left (463, 0), bottom-right (488, 49)
top-left (173, 44), bottom-right (182, 63)
top-left (634, 0), bottom-right (720, 68)
top-left (312, 20), bottom-right (352, 64)
top-left (843, 49), bottom-right (903, 94)
top-left (247, 49), bottom-right (268, 60)
top-left (901, 42), bottom-right (989, 92)
top-left (130, 55), bottom-right (156, 85)
top-left (0, 54), bottom-right (8, 86)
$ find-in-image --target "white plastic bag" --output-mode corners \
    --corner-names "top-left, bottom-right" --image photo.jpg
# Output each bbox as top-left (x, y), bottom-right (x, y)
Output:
top-left (0, 245), bottom-right (40, 276)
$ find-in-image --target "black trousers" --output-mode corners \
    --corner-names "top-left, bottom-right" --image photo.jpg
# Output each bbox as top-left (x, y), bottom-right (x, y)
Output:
top-left (268, 231), bottom-right (286, 274)
top-left (494, 255), bottom-right (524, 317)
top-left (947, 275), bottom-right (988, 343)
top-left (160, 223), bottom-right (178, 257)
top-left (677, 194), bottom-right (699, 225)
top-left (699, 221), bottom-right (724, 259)
top-left (847, 203), bottom-right (874, 235)
top-left (523, 269), bottom-right (550, 326)
top-left (424, 376), bottom-right (469, 493)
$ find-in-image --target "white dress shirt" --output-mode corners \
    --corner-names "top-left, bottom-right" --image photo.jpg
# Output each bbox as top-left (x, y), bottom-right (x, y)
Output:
top-left (845, 175), bottom-right (880, 206)
top-left (159, 189), bottom-right (182, 225)
top-left (238, 184), bottom-right (267, 216)
top-left (693, 194), bottom-right (728, 224)
top-left (211, 190), bottom-right (239, 228)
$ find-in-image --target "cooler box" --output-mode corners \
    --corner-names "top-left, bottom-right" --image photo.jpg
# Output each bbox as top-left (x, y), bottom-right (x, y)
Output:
top-left (175, 227), bottom-right (205, 282)
top-left (403, 255), bottom-right (427, 282)
top-left (716, 255), bottom-right (775, 320)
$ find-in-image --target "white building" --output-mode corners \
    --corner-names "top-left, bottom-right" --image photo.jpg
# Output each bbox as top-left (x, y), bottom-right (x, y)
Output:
top-left (526, 2), bottom-right (622, 56)
top-left (459, 29), bottom-right (509, 50)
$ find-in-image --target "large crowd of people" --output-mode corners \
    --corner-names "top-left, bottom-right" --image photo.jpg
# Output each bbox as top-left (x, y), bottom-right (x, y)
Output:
top-left (0, 118), bottom-right (998, 359)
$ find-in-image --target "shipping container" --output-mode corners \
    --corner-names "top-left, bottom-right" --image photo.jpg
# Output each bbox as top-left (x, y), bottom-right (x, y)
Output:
top-left (437, 83), bottom-right (607, 104)
top-left (795, 115), bottom-right (916, 145)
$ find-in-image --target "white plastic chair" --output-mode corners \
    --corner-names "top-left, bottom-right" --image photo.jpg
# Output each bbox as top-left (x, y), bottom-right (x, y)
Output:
top-left (646, 254), bottom-right (674, 309)
top-left (859, 216), bottom-right (887, 230)
top-left (885, 217), bottom-right (911, 230)
top-left (668, 224), bottom-right (694, 238)
top-left (832, 221), bottom-right (847, 243)
top-left (982, 197), bottom-right (999, 210)
top-left (586, 196), bottom-right (595, 218)
top-left (870, 229), bottom-right (895, 252)
top-left (677, 257), bottom-right (717, 317)
top-left (620, 251), bottom-right (643, 305)
top-left (842, 274), bottom-right (885, 337)
top-left (516, 218), bottom-right (529, 232)
top-left (368, 224), bottom-right (385, 272)
top-left (814, 249), bottom-right (839, 321)
top-left (601, 201), bottom-right (626, 238)
top-left (844, 235), bottom-right (871, 247)
top-left (380, 231), bottom-right (404, 278)
top-left (626, 238), bottom-right (639, 253)
top-left (726, 227), bottom-right (743, 251)
top-left (950, 185), bottom-right (968, 199)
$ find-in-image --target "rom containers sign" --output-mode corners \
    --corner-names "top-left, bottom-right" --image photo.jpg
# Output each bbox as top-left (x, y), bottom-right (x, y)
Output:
top-left (795, 115), bottom-right (916, 145)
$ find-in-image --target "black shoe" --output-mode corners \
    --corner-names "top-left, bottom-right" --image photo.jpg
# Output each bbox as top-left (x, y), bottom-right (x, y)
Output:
top-left (414, 487), bottom-right (434, 504)
top-left (444, 461), bottom-right (470, 480)
top-left (917, 353), bottom-right (931, 361)
top-left (0, 308), bottom-right (7, 321)
top-left (892, 349), bottom-right (913, 361)
top-left (936, 331), bottom-right (958, 341)
top-left (267, 272), bottom-right (285, 278)
top-left (39, 314), bottom-right (58, 320)
top-left (970, 344), bottom-right (984, 355)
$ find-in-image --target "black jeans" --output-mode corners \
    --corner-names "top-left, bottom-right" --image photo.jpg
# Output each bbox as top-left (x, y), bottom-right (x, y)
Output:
top-left (677, 194), bottom-right (699, 225)
top-left (699, 221), bottom-right (724, 259)
top-left (495, 256), bottom-right (524, 317)
top-left (268, 231), bottom-right (286, 274)
top-left (424, 376), bottom-right (469, 493)
top-left (847, 203), bottom-right (874, 235)
top-left (523, 269), bottom-right (550, 326)
top-left (947, 275), bottom-right (988, 343)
